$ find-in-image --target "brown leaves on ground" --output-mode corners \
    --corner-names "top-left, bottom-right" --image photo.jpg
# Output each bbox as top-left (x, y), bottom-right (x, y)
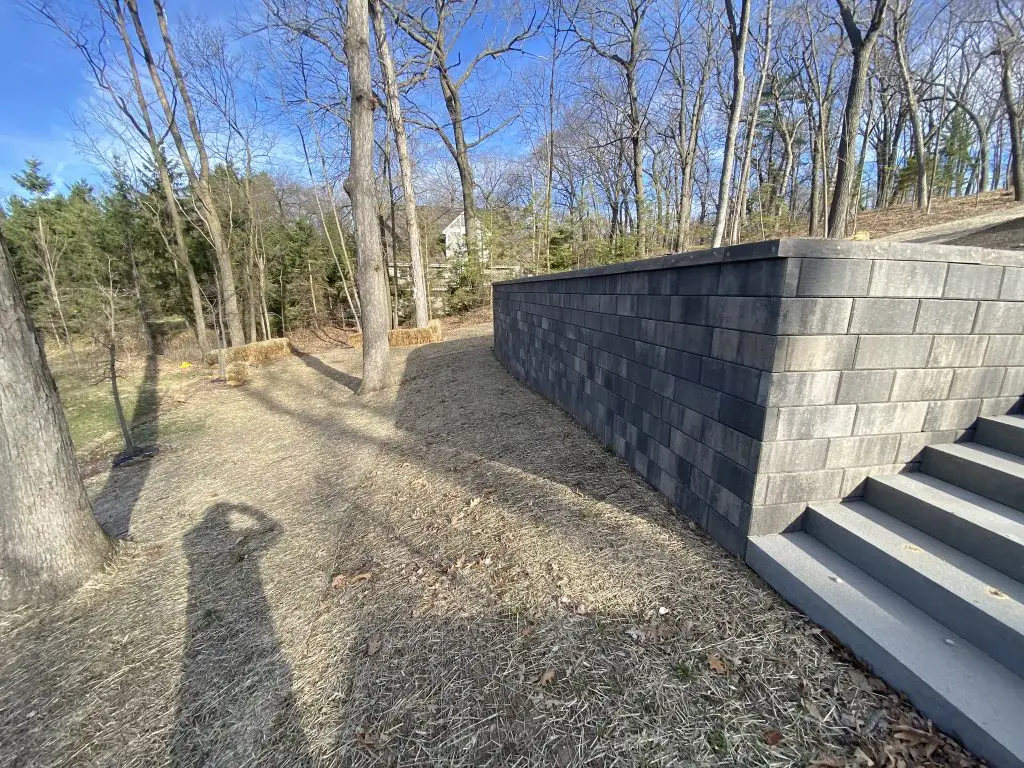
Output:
top-left (763, 729), bottom-right (783, 746)
top-left (536, 667), bottom-right (556, 687)
top-left (707, 653), bottom-right (729, 675)
top-left (330, 570), bottom-right (373, 590)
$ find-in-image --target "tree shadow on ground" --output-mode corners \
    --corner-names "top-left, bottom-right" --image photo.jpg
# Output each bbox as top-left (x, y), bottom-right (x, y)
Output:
top-left (291, 349), bottom-right (362, 394)
top-left (171, 502), bottom-right (313, 767)
top-left (93, 353), bottom-right (160, 537)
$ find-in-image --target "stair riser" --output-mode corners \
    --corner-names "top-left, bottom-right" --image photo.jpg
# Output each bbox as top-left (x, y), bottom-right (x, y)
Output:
top-left (864, 478), bottom-right (1024, 583)
top-left (977, 419), bottom-right (1024, 459)
top-left (922, 448), bottom-right (1024, 512)
top-left (804, 508), bottom-right (1024, 679)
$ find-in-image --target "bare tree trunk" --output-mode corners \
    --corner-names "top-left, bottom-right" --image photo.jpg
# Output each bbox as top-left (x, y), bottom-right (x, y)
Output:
top-left (730, 0), bottom-right (773, 244)
top-left (370, 0), bottom-right (429, 326)
top-left (346, 0), bottom-right (392, 394)
top-left (893, 0), bottom-right (928, 208)
top-left (999, 45), bottom-right (1024, 202)
top-left (827, 0), bottom-right (888, 238)
top-left (0, 229), bottom-right (111, 608)
top-left (712, 0), bottom-right (752, 247)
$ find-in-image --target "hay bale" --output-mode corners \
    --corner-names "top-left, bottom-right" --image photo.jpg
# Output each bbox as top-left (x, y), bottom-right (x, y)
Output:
top-left (203, 338), bottom-right (292, 366)
top-left (225, 362), bottom-right (250, 385)
top-left (348, 320), bottom-right (443, 348)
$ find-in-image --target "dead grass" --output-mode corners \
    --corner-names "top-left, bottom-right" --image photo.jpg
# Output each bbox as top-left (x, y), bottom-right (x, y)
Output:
top-left (0, 325), bottom-right (985, 767)
top-left (203, 338), bottom-right (293, 366)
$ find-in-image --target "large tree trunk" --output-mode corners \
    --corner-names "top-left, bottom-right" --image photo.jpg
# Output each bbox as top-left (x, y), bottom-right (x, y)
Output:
top-left (711, 0), bottom-right (751, 248)
top-left (370, 0), bottom-right (429, 327)
top-left (827, 0), bottom-right (888, 238)
top-left (627, 65), bottom-right (646, 258)
top-left (893, 0), bottom-right (928, 209)
top-left (346, 0), bottom-right (392, 394)
top-left (1000, 46), bottom-right (1024, 202)
top-left (0, 230), bottom-right (111, 608)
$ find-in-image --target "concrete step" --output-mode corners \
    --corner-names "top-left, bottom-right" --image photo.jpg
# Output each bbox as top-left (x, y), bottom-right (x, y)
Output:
top-left (922, 443), bottom-right (1024, 511)
top-left (747, 532), bottom-right (1024, 768)
top-left (865, 473), bottom-right (1024, 583)
top-left (805, 501), bottom-right (1024, 679)
top-left (977, 414), bottom-right (1024, 458)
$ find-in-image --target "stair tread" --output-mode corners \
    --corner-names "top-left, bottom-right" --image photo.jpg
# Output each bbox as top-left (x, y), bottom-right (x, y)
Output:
top-left (809, 500), bottom-right (1024, 633)
top-left (871, 473), bottom-right (1024, 542)
top-left (748, 532), bottom-right (1024, 768)
top-left (980, 414), bottom-right (1024, 429)
top-left (926, 442), bottom-right (1024, 476)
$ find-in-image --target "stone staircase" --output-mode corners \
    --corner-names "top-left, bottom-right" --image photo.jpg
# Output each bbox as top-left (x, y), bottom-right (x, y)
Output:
top-left (748, 415), bottom-right (1024, 768)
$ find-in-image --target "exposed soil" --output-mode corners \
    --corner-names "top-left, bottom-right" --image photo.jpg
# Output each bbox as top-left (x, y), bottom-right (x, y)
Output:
top-left (0, 326), bottom-right (983, 767)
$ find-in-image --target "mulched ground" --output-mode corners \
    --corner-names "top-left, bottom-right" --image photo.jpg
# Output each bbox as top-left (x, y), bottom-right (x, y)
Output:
top-left (0, 325), bottom-right (983, 767)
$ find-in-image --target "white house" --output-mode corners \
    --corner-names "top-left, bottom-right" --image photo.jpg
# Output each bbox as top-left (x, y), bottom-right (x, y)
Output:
top-left (441, 213), bottom-right (488, 262)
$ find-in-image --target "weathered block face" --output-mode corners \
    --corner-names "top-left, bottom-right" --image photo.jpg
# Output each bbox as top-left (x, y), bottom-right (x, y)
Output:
top-left (492, 238), bottom-right (1024, 556)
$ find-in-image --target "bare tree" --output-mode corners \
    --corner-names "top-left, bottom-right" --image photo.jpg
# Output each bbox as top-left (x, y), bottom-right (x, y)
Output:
top-left (827, 0), bottom-right (889, 238)
top-left (0, 228), bottom-right (112, 608)
top-left (346, 0), bottom-right (393, 393)
top-left (711, 0), bottom-right (751, 247)
top-left (370, 0), bottom-right (429, 327)
top-left (892, 0), bottom-right (928, 208)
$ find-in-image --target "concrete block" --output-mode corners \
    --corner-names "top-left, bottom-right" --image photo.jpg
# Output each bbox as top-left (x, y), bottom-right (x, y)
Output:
top-left (890, 368), bottom-right (954, 402)
top-left (981, 397), bottom-right (1021, 416)
top-left (702, 419), bottom-right (755, 469)
top-left (849, 298), bottom-right (918, 334)
top-left (775, 404), bottom-right (857, 439)
top-left (786, 335), bottom-right (858, 371)
top-left (767, 371), bottom-right (841, 406)
top-left (718, 259), bottom-right (787, 296)
top-left (757, 439), bottom-right (829, 473)
top-left (747, 502), bottom-right (807, 535)
top-left (664, 401), bottom-right (703, 438)
top-left (840, 465), bottom-right (905, 497)
top-left (764, 469), bottom-right (844, 504)
top-left (943, 263), bottom-right (1003, 299)
top-left (711, 451), bottom-right (756, 499)
top-left (701, 358), bottom-right (763, 403)
top-left (672, 378), bottom-right (721, 419)
top-left (853, 401), bottom-right (928, 435)
top-left (999, 267), bottom-right (1024, 300)
top-left (711, 329), bottom-right (779, 371)
top-left (668, 296), bottom-right (708, 325)
top-left (974, 301), bottom-right (1024, 334)
top-left (929, 335), bottom-right (989, 368)
top-left (915, 300), bottom-right (978, 334)
top-left (826, 434), bottom-right (901, 468)
top-left (869, 260), bottom-right (947, 297)
top-left (855, 335), bottom-right (932, 370)
top-left (836, 370), bottom-right (895, 404)
top-left (797, 258), bottom-right (872, 297)
top-left (705, 512), bottom-right (746, 556)
top-left (663, 348), bottom-right (702, 383)
top-left (924, 399), bottom-right (981, 431)
top-left (777, 298), bottom-right (854, 335)
top-left (984, 335), bottom-right (1024, 367)
top-left (675, 265), bottom-right (722, 295)
top-left (1001, 367), bottom-right (1024, 397)
top-left (949, 367), bottom-right (1006, 399)
top-left (707, 296), bottom-right (781, 333)
top-left (718, 394), bottom-right (767, 438)
top-left (896, 430), bottom-right (964, 463)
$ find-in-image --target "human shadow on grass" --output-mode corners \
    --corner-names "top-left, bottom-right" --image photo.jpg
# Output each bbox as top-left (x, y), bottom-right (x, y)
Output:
top-left (93, 353), bottom-right (160, 538)
top-left (171, 502), bottom-right (313, 767)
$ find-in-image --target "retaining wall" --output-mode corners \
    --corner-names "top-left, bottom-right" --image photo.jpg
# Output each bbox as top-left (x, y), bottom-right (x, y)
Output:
top-left (492, 238), bottom-right (1024, 555)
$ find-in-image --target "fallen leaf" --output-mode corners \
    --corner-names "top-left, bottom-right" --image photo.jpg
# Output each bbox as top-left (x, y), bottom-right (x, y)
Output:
top-left (809, 758), bottom-right (844, 768)
top-left (848, 669), bottom-right (872, 691)
top-left (625, 627), bottom-right (646, 643)
top-left (806, 701), bottom-right (826, 721)
top-left (537, 667), bottom-right (556, 686)
top-left (852, 746), bottom-right (875, 766)
top-left (468, 497), bottom-right (481, 509)
top-left (351, 572), bottom-right (372, 584)
top-left (764, 729), bottom-right (783, 746)
top-left (707, 653), bottom-right (729, 675)
top-left (366, 635), bottom-right (382, 656)
top-left (354, 728), bottom-right (377, 747)
top-left (330, 574), bottom-right (347, 589)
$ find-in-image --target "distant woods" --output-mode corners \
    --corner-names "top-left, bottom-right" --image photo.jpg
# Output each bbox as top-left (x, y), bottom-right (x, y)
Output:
top-left (4, 0), bottom-right (1024, 358)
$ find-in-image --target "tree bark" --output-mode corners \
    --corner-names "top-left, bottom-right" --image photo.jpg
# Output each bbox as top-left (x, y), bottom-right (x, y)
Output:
top-left (999, 45), bottom-right (1024, 202)
top-left (370, 0), bottom-right (429, 327)
top-left (827, 0), bottom-right (888, 238)
top-left (346, 0), bottom-right (392, 394)
top-left (0, 229), bottom-right (111, 608)
top-left (711, 0), bottom-right (751, 247)
top-left (893, 0), bottom-right (928, 208)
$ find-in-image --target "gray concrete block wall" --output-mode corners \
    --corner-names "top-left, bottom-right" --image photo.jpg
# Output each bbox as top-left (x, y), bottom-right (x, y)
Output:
top-left (751, 240), bottom-right (1024, 536)
top-left (493, 241), bottom-right (786, 554)
top-left (493, 238), bottom-right (1024, 555)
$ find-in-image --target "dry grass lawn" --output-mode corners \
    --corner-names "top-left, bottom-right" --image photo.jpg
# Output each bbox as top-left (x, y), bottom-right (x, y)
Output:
top-left (0, 325), bottom-right (984, 767)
